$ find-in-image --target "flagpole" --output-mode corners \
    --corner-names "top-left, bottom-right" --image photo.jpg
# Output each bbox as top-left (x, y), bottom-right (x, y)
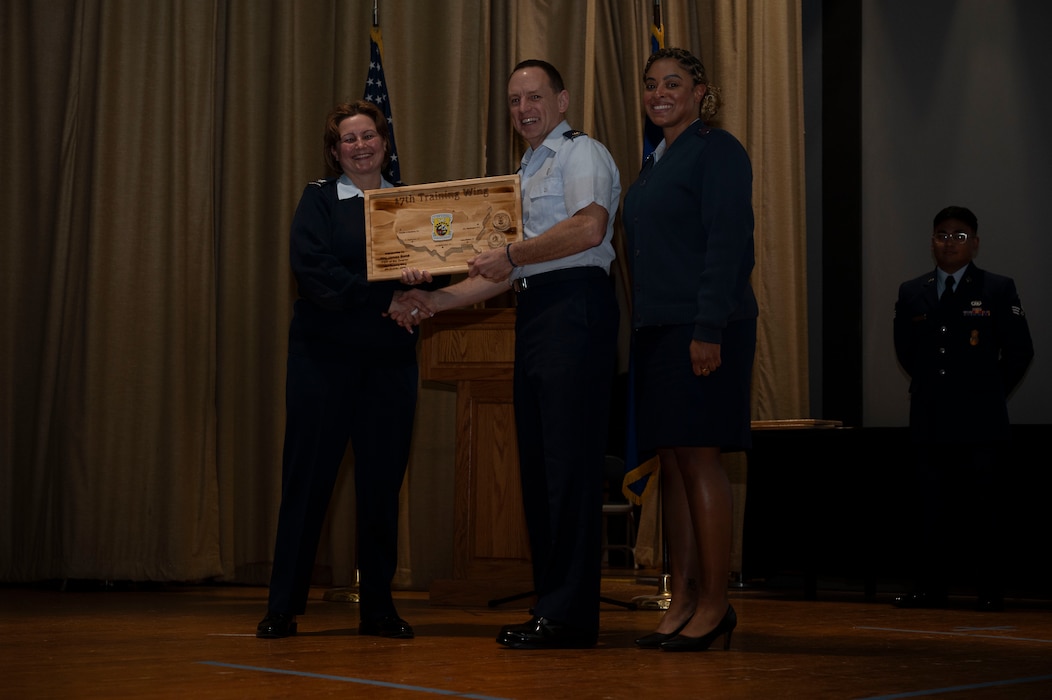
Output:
top-left (361, 1), bottom-right (401, 183)
top-left (630, 0), bottom-right (673, 612)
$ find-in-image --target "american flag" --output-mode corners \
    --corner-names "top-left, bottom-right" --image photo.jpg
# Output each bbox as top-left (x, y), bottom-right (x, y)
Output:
top-left (363, 25), bottom-right (401, 184)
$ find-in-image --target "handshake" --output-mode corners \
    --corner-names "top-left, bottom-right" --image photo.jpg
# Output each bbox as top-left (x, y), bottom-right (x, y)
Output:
top-left (383, 243), bottom-right (517, 333)
top-left (385, 268), bottom-right (439, 333)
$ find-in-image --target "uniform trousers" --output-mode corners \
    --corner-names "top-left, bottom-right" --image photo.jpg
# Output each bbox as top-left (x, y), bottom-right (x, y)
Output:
top-left (512, 268), bottom-right (619, 634)
top-left (267, 347), bottom-right (417, 622)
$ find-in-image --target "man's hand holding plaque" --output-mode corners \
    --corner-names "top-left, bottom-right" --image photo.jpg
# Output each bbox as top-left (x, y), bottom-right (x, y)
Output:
top-left (466, 241), bottom-right (517, 283)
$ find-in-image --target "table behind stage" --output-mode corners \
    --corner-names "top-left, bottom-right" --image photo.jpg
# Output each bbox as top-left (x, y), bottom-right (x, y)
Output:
top-left (740, 419), bottom-right (856, 598)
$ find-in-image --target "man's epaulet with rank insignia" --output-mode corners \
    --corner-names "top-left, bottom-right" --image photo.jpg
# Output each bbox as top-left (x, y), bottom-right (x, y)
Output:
top-left (563, 129), bottom-right (586, 140)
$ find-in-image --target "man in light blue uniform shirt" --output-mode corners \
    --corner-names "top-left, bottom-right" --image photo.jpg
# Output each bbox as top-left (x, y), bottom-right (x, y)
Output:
top-left (398, 59), bottom-right (621, 649)
top-left (513, 115), bottom-right (619, 278)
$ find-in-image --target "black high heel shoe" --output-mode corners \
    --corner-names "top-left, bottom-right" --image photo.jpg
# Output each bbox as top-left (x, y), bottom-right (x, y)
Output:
top-left (634, 612), bottom-right (695, 649)
top-left (659, 605), bottom-right (736, 652)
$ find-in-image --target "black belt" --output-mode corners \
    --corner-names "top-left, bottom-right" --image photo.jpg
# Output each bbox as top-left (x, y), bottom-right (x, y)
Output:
top-left (512, 266), bottom-right (607, 293)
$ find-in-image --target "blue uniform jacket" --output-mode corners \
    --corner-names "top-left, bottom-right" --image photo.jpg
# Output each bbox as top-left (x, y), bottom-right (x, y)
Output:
top-left (893, 262), bottom-right (1033, 442)
top-left (623, 123), bottom-right (757, 344)
top-left (287, 177), bottom-right (443, 359)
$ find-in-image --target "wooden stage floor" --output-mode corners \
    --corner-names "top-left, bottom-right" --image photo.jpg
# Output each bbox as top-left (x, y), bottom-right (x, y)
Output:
top-left (4, 573), bottom-right (1052, 699)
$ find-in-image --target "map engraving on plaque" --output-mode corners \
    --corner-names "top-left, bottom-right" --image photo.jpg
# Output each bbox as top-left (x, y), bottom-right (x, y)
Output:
top-left (365, 175), bottom-right (522, 280)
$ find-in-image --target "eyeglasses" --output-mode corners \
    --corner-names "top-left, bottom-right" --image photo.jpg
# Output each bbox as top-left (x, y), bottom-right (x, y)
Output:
top-left (932, 231), bottom-right (972, 243)
top-left (341, 132), bottom-right (379, 145)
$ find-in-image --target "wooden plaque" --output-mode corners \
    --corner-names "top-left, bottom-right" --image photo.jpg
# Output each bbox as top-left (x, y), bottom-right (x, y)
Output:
top-left (364, 174), bottom-right (522, 280)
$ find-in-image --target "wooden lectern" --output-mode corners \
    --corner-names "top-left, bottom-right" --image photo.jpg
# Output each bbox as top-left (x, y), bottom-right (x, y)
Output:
top-left (419, 308), bottom-right (532, 606)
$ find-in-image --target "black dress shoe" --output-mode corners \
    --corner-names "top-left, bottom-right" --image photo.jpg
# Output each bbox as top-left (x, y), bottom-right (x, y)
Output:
top-left (359, 615), bottom-right (414, 639)
top-left (256, 612), bottom-right (297, 639)
top-left (496, 616), bottom-right (596, 649)
top-left (892, 591), bottom-right (948, 609)
top-left (634, 613), bottom-right (694, 649)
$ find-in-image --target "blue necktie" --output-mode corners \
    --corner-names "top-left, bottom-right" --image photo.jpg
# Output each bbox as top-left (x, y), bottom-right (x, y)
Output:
top-left (941, 275), bottom-right (955, 304)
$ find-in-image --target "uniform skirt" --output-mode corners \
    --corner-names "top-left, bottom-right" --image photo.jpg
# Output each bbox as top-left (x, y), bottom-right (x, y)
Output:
top-left (633, 318), bottom-right (756, 452)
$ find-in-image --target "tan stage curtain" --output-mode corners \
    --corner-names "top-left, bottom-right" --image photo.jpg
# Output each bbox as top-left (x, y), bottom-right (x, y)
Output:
top-left (1, 0), bottom-right (805, 586)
